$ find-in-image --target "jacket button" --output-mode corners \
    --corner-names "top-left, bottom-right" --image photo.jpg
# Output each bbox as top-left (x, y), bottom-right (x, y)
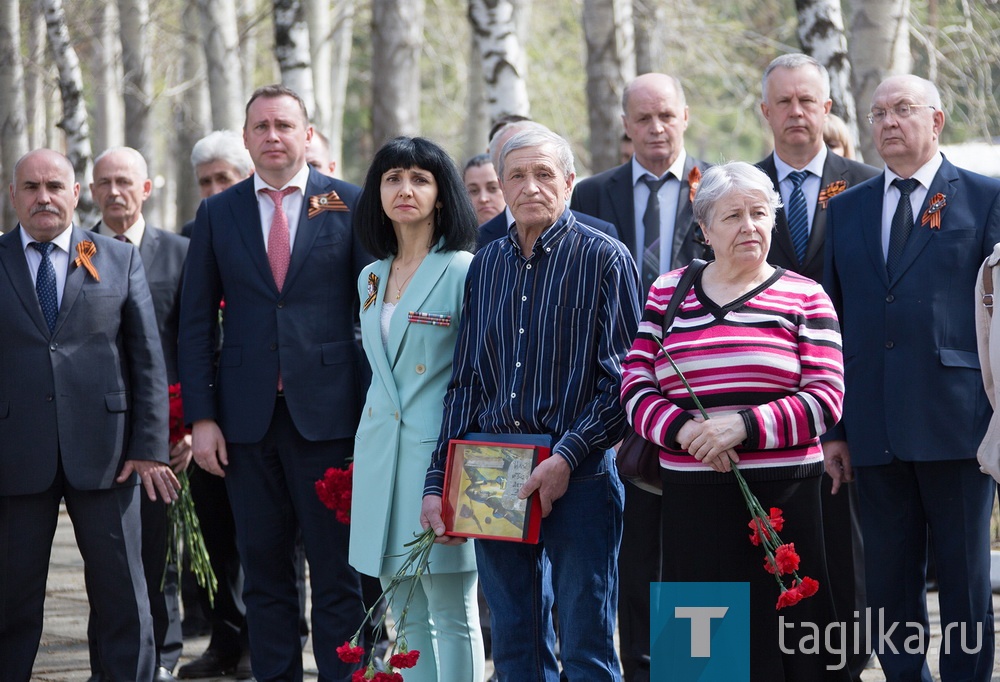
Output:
top-left (277, 300), bottom-right (285, 308)
top-left (415, 364), bottom-right (426, 374)
top-left (45, 394), bottom-right (54, 402)
top-left (885, 340), bottom-right (894, 349)
top-left (886, 294), bottom-right (894, 303)
top-left (270, 343), bottom-right (277, 350)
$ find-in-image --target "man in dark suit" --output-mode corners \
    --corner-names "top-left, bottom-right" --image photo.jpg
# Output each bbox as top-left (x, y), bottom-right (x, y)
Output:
top-left (569, 72), bottom-right (710, 682)
top-left (756, 53), bottom-right (878, 682)
top-left (179, 85), bottom-right (368, 681)
top-left (86, 147), bottom-right (190, 682)
top-left (825, 74), bottom-right (1000, 681)
top-left (478, 120), bottom-right (618, 250)
top-left (0, 149), bottom-right (179, 681)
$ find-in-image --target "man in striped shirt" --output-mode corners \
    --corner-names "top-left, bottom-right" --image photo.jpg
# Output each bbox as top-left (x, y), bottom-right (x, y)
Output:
top-left (421, 126), bottom-right (642, 681)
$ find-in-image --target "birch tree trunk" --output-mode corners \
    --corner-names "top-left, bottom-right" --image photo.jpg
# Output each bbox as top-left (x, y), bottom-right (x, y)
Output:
top-left (25, 0), bottom-right (48, 150)
top-left (177, 0), bottom-right (210, 226)
top-left (633, 0), bottom-right (663, 75)
top-left (93, 0), bottom-right (124, 153)
top-left (42, 0), bottom-right (97, 224)
top-left (118, 0), bottom-right (153, 160)
top-left (464, 31), bottom-right (489, 160)
top-left (326, 0), bottom-right (355, 165)
top-left (305, 0), bottom-right (331, 133)
top-left (795, 0), bottom-right (860, 159)
top-left (0, 0), bottom-right (29, 230)
top-left (372, 0), bottom-right (424, 145)
top-left (848, 0), bottom-right (911, 165)
top-left (468, 0), bottom-right (530, 127)
top-left (239, 0), bottom-right (257, 101)
top-left (199, 0), bottom-right (244, 130)
top-left (273, 0), bottom-right (316, 115)
top-left (582, 0), bottom-right (636, 173)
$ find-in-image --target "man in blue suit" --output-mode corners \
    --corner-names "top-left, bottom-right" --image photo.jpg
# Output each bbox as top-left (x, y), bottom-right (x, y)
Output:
top-left (179, 85), bottom-right (368, 682)
top-left (825, 74), bottom-right (1000, 681)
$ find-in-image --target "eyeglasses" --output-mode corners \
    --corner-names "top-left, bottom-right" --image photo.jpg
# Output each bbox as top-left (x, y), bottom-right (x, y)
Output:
top-left (867, 103), bottom-right (936, 125)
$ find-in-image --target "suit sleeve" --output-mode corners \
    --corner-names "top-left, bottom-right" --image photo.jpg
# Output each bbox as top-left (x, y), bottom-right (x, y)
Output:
top-left (178, 199), bottom-right (223, 424)
top-left (122, 248), bottom-right (169, 462)
top-left (822, 195), bottom-right (847, 442)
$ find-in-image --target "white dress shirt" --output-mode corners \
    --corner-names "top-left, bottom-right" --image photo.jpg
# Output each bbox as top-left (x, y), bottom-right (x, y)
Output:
top-left (631, 151), bottom-right (687, 273)
top-left (254, 165), bottom-right (311, 252)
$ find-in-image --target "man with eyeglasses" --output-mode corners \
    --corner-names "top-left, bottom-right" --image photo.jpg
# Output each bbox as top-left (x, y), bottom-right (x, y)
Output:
top-left (824, 74), bottom-right (1000, 681)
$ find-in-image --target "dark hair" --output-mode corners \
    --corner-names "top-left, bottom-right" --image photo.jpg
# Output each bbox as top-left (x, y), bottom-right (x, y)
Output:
top-left (463, 153), bottom-right (493, 174)
top-left (244, 84), bottom-right (310, 128)
top-left (487, 114), bottom-right (532, 143)
top-left (354, 137), bottom-right (478, 259)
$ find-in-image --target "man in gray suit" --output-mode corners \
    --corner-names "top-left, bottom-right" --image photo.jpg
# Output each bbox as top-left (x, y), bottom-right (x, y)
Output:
top-left (86, 147), bottom-right (190, 682)
top-left (0, 149), bottom-right (180, 681)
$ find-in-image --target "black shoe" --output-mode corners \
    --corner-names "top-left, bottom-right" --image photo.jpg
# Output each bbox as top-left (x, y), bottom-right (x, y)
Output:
top-left (177, 649), bottom-right (240, 678)
top-left (154, 667), bottom-right (178, 682)
top-left (181, 615), bottom-right (211, 638)
top-left (235, 649), bottom-right (253, 680)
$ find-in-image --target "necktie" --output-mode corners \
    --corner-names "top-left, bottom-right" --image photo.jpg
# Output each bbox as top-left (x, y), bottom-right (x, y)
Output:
top-left (642, 174), bottom-right (671, 290)
top-left (786, 170), bottom-right (810, 263)
top-left (261, 186), bottom-right (298, 291)
top-left (114, 234), bottom-right (129, 243)
top-left (31, 241), bottom-right (58, 334)
top-left (886, 178), bottom-right (919, 279)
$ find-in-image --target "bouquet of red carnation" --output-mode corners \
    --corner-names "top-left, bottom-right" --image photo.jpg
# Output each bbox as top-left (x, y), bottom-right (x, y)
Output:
top-left (655, 340), bottom-right (820, 610)
top-left (164, 383), bottom-right (217, 604)
top-left (316, 466), bottom-right (432, 679)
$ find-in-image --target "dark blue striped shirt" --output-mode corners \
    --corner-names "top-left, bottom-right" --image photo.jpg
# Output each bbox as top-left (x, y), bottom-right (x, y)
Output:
top-left (424, 209), bottom-right (642, 496)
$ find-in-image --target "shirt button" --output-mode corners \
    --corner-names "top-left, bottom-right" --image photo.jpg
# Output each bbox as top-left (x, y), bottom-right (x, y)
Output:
top-left (526, 264), bottom-right (532, 269)
top-left (516, 362), bottom-right (522, 368)
top-left (545, 247), bottom-right (551, 253)
top-left (521, 296), bottom-right (527, 301)
top-left (415, 364), bottom-right (426, 374)
top-left (511, 392), bottom-right (517, 398)
top-left (514, 420), bottom-right (520, 426)
top-left (519, 328), bottom-right (524, 334)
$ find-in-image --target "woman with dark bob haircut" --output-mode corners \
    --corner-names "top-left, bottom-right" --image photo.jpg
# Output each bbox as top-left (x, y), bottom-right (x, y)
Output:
top-left (349, 136), bottom-right (483, 681)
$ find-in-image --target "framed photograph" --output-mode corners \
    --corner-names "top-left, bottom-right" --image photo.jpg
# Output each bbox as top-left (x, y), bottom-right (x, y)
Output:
top-left (442, 433), bottom-right (552, 544)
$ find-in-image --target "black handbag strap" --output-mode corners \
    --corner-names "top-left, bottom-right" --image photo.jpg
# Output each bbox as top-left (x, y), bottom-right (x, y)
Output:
top-left (661, 259), bottom-right (707, 335)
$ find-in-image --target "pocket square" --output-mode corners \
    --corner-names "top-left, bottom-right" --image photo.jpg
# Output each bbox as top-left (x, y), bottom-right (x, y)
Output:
top-left (408, 311), bottom-right (451, 327)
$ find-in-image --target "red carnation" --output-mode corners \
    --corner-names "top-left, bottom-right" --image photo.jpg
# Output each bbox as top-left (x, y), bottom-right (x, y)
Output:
top-left (747, 507), bottom-right (784, 546)
top-left (776, 586), bottom-right (804, 610)
top-left (337, 641), bottom-right (365, 663)
top-left (373, 673), bottom-right (403, 682)
top-left (797, 576), bottom-right (819, 598)
top-left (389, 649), bottom-right (421, 669)
top-left (774, 544), bottom-right (801, 574)
top-left (167, 383), bottom-right (189, 445)
top-left (352, 669), bottom-right (372, 682)
top-left (316, 464), bottom-right (354, 524)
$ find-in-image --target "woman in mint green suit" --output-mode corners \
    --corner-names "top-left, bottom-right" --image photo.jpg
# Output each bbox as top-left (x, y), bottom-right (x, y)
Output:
top-left (351, 137), bottom-right (483, 681)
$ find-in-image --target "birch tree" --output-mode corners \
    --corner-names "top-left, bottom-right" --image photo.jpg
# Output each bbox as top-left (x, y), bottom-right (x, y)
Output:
top-left (118, 0), bottom-right (153, 160)
top-left (848, 0), bottom-right (911, 165)
top-left (795, 0), bottom-right (861, 159)
top-left (0, 0), bottom-right (29, 230)
top-left (582, 0), bottom-right (635, 173)
top-left (464, 32), bottom-right (489, 160)
top-left (177, 0), bottom-right (210, 224)
top-left (42, 0), bottom-right (96, 224)
top-left (239, 0), bottom-right (257, 101)
top-left (25, 0), bottom-right (49, 150)
top-left (199, 0), bottom-right (244, 130)
top-left (326, 0), bottom-right (355, 165)
top-left (632, 0), bottom-right (664, 75)
top-left (274, 0), bottom-right (316, 115)
top-left (468, 0), bottom-right (530, 127)
top-left (305, 0), bottom-right (332, 134)
top-left (372, 0), bottom-right (424, 145)
top-left (92, 0), bottom-right (125, 153)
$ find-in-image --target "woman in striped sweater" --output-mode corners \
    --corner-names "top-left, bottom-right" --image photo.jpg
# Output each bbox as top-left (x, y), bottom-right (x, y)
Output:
top-left (621, 162), bottom-right (849, 681)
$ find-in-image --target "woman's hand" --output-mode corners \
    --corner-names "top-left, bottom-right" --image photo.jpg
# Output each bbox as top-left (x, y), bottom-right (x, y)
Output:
top-left (684, 413), bottom-right (745, 473)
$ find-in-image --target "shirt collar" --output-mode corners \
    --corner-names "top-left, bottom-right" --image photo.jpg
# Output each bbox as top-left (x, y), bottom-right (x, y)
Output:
top-left (631, 150), bottom-right (688, 186)
top-left (20, 224), bottom-right (73, 254)
top-left (774, 147), bottom-right (827, 182)
top-left (883, 152), bottom-right (943, 194)
top-left (253, 164), bottom-right (311, 196)
top-left (526, 208), bottom-right (574, 256)
top-left (98, 215), bottom-right (146, 246)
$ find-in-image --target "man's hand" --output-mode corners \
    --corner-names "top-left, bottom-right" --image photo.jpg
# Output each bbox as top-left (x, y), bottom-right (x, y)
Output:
top-left (192, 419), bottom-right (228, 477)
top-left (518, 455), bottom-right (571, 517)
top-left (118, 460), bottom-right (181, 503)
top-left (169, 434), bottom-right (194, 474)
top-left (419, 494), bottom-right (467, 545)
top-left (823, 440), bottom-right (853, 495)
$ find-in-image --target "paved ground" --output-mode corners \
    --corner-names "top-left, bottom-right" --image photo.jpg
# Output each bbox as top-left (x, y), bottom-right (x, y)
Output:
top-left (26, 506), bottom-right (1000, 680)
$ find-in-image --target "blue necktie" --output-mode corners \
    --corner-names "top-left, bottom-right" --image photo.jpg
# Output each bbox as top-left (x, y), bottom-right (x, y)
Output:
top-left (642, 174), bottom-right (671, 291)
top-left (786, 170), bottom-right (810, 263)
top-left (886, 177), bottom-right (919, 279)
top-left (31, 241), bottom-right (58, 334)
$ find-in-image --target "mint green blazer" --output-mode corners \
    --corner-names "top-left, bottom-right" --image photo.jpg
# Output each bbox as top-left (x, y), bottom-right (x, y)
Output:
top-left (349, 243), bottom-right (477, 576)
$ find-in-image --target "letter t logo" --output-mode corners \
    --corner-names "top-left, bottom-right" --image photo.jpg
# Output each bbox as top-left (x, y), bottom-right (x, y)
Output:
top-left (675, 606), bottom-right (729, 657)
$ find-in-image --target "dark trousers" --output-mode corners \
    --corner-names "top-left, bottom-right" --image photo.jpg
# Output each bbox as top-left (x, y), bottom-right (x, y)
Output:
top-left (0, 469), bottom-right (154, 682)
top-left (225, 398), bottom-right (364, 682)
top-left (88, 492), bottom-right (183, 673)
top-left (617, 481), bottom-right (660, 682)
top-left (857, 458), bottom-right (995, 682)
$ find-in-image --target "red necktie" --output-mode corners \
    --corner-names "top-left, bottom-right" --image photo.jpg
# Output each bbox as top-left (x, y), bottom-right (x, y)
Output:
top-left (261, 186), bottom-right (297, 291)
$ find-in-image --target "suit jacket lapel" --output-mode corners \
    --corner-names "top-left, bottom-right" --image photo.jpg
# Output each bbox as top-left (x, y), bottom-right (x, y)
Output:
top-left (803, 153), bottom-right (846, 269)
top-left (671, 156), bottom-right (698, 264)
top-left (360, 258), bottom-right (402, 410)
top-left (892, 158), bottom-right (960, 283)
top-left (386, 244), bottom-right (452, 367)
top-left (860, 177), bottom-right (890, 287)
top-left (286, 169), bottom-right (326, 292)
top-left (57, 227), bottom-right (91, 336)
top-left (607, 164), bottom-right (636, 256)
top-left (0, 226), bottom-right (51, 337)
top-left (231, 179), bottom-right (275, 291)
top-left (138, 225), bottom-right (160, 273)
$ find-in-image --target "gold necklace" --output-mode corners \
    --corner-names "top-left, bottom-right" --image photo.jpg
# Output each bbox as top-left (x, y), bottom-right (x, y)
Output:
top-left (392, 260), bottom-right (421, 300)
